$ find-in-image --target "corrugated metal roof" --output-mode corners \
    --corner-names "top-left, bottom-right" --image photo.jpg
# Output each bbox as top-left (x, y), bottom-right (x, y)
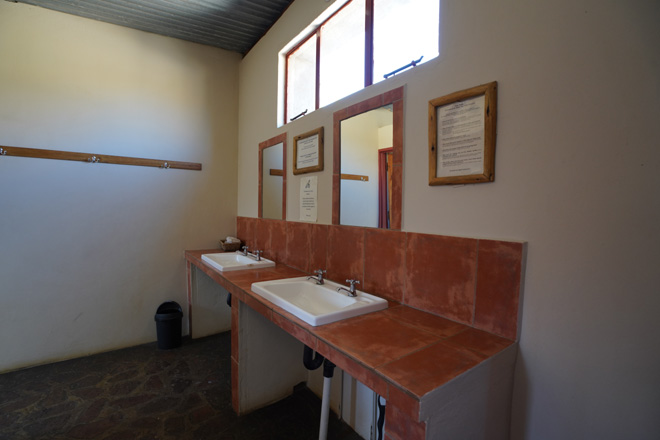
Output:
top-left (13, 0), bottom-right (295, 55)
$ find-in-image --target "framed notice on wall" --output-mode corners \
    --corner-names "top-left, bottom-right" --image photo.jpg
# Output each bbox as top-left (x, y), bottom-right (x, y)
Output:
top-left (293, 127), bottom-right (324, 175)
top-left (428, 82), bottom-right (497, 185)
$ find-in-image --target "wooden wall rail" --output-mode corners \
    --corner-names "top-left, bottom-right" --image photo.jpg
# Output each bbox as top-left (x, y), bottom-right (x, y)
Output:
top-left (341, 173), bottom-right (369, 182)
top-left (0, 145), bottom-right (202, 171)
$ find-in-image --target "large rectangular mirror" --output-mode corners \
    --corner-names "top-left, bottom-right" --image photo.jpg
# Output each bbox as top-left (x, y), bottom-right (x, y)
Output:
top-left (333, 87), bottom-right (403, 229)
top-left (340, 106), bottom-right (393, 227)
top-left (259, 133), bottom-right (287, 220)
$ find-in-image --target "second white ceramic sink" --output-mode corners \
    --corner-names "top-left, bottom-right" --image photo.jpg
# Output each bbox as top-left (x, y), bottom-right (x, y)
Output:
top-left (250, 276), bottom-right (387, 326)
top-left (202, 252), bottom-right (275, 272)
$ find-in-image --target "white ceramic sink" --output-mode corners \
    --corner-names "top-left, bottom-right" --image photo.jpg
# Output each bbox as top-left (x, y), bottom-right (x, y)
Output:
top-left (250, 277), bottom-right (387, 326)
top-left (201, 252), bottom-right (275, 272)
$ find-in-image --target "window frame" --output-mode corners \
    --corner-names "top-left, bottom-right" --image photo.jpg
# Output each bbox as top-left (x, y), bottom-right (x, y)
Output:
top-left (284, 31), bottom-right (320, 122)
top-left (285, 0), bottom-right (375, 124)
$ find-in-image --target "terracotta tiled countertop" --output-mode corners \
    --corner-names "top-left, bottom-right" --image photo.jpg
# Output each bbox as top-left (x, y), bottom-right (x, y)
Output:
top-left (185, 249), bottom-right (516, 439)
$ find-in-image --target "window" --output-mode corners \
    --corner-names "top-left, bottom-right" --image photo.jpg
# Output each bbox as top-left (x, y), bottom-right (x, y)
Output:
top-left (372, 0), bottom-right (440, 83)
top-left (284, 0), bottom-right (439, 123)
top-left (286, 35), bottom-right (317, 121)
top-left (318, 0), bottom-right (366, 107)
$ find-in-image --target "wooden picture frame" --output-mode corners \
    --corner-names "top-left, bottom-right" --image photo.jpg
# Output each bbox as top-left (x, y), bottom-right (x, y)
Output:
top-left (428, 81), bottom-right (497, 185)
top-left (293, 127), bottom-right (324, 175)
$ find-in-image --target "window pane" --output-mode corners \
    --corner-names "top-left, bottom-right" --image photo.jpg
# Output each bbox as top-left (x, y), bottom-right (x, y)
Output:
top-left (287, 34), bottom-right (317, 121)
top-left (373, 0), bottom-right (439, 83)
top-left (319, 0), bottom-right (365, 107)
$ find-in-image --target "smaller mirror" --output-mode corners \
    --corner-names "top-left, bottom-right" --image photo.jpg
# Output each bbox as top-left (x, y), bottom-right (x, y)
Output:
top-left (259, 133), bottom-right (287, 220)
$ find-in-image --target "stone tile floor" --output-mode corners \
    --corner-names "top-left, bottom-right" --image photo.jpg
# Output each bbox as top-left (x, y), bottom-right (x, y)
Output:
top-left (0, 332), bottom-right (363, 440)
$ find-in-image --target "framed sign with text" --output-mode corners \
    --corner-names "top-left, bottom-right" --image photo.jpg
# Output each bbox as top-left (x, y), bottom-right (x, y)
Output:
top-left (293, 127), bottom-right (324, 175)
top-left (428, 82), bottom-right (497, 185)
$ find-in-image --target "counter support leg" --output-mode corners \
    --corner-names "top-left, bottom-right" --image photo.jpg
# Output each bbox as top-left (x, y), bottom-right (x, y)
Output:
top-left (232, 300), bottom-right (307, 415)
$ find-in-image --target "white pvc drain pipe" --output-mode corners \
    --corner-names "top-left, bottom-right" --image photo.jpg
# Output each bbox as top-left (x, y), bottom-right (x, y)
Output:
top-left (319, 375), bottom-right (332, 440)
top-left (302, 345), bottom-right (335, 440)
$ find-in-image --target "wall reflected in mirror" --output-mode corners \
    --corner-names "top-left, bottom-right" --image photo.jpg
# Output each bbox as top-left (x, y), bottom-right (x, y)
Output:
top-left (340, 106), bottom-right (393, 228)
top-left (333, 87), bottom-right (403, 230)
top-left (259, 133), bottom-right (287, 220)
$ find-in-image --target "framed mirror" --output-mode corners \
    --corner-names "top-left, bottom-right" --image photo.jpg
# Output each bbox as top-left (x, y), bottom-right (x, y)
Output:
top-left (259, 133), bottom-right (287, 220)
top-left (332, 87), bottom-right (404, 229)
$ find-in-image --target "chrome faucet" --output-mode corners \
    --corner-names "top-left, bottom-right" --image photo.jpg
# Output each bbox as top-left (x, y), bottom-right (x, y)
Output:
top-left (337, 279), bottom-right (359, 297)
top-left (242, 247), bottom-right (262, 261)
top-left (307, 269), bottom-right (326, 285)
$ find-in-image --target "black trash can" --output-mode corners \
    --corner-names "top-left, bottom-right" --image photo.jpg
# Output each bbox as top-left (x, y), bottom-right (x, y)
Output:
top-left (154, 301), bottom-right (183, 349)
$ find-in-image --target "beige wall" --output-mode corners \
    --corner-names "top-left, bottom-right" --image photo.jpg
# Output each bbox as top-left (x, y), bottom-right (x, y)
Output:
top-left (0, 2), bottom-right (240, 371)
top-left (237, 0), bottom-right (660, 439)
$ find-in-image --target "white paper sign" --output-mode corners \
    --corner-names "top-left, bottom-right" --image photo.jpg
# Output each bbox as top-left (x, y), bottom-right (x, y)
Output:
top-left (296, 134), bottom-right (319, 168)
top-left (299, 176), bottom-right (317, 222)
top-left (437, 95), bottom-right (485, 177)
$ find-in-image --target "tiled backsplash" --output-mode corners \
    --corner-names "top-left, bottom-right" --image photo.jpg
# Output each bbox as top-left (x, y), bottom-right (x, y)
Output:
top-left (236, 217), bottom-right (525, 341)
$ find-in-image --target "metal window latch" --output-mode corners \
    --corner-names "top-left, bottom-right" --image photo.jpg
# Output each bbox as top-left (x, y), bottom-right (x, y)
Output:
top-left (0, 147), bottom-right (7, 156)
top-left (290, 109), bottom-right (308, 121)
top-left (383, 56), bottom-right (424, 79)
top-left (88, 156), bottom-right (100, 163)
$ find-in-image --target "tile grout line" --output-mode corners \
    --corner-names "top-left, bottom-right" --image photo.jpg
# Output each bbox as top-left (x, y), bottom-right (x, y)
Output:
top-left (361, 227), bottom-right (366, 285)
top-left (472, 239), bottom-right (479, 327)
top-left (402, 231), bottom-right (408, 305)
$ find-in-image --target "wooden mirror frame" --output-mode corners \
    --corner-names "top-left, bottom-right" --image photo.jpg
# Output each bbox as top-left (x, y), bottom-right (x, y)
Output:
top-left (258, 133), bottom-right (287, 220)
top-left (332, 86), bottom-right (404, 230)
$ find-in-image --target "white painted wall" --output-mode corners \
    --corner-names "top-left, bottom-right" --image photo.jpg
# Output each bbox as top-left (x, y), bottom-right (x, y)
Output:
top-left (237, 0), bottom-right (660, 439)
top-left (0, 2), bottom-right (240, 372)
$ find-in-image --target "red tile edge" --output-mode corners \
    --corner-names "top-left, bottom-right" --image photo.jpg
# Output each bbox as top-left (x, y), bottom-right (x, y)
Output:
top-left (231, 358), bottom-right (239, 414)
top-left (388, 383), bottom-right (421, 421)
top-left (474, 239), bottom-right (524, 340)
top-left (316, 340), bottom-right (388, 397)
top-left (242, 294), bottom-right (272, 321)
top-left (272, 312), bottom-right (317, 348)
top-left (386, 404), bottom-right (426, 440)
top-left (231, 299), bottom-right (239, 363)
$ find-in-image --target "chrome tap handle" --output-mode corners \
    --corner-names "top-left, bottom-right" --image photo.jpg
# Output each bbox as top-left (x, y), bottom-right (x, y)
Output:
top-left (254, 250), bottom-right (262, 261)
top-left (315, 269), bottom-right (326, 283)
top-left (241, 245), bottom-right (249, 255)
top-left (346, 279), bottom-right (360, 294)
top-left (338, 279), bottom-right (359, 297)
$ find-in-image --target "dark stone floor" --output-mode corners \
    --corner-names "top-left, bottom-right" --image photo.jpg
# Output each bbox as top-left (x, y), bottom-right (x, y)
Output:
top-left (0, 332), bottom-right (363, 440)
